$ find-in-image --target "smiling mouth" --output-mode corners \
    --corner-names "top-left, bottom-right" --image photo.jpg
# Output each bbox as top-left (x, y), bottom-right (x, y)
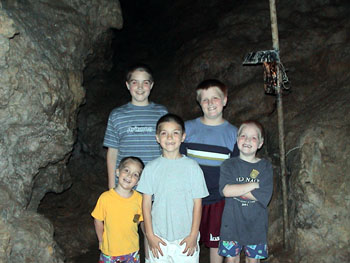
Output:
top-left (123, 178), bottom-right (131, 183)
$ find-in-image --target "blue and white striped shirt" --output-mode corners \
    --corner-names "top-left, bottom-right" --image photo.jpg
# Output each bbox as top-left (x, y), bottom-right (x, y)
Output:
top-left (104, 102), bottom-right (168, 168)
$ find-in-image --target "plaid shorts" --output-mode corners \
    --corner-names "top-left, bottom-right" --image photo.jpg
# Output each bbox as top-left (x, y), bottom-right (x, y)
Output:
top-left (99, 251), bottom-right (139, 263)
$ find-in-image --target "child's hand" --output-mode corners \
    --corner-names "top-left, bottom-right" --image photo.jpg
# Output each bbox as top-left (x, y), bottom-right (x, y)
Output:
top-left (180, 234), bottom-right (198, 256)
top-left (147, 234), bottom-right (167, 259)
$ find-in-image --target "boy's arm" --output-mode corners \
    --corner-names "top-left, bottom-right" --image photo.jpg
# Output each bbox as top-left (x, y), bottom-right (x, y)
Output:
top-left (106, 148), bottom-right (118, 189)
top-left (143, 194), bottom-right (166, 258)
top-left (222, 182), bottom-right (259, 198)
top-left (240, 191), bottom-right (258, 201)
top-left (94, 219), bottom-right (104, 247)
top-left (180, 198), bottom-right (202, 256)
top-left (250, 162), bottom-right (274, 207)
top-left (219, 160), bottom-right (259, 199)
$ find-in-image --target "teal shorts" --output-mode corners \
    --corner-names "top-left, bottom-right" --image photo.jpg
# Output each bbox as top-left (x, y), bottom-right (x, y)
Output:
top-left (218, 240), bottom-right (268, 259)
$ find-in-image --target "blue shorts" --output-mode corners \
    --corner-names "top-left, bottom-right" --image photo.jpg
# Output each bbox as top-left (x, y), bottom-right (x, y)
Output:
top-left (218, 240), bottom-right (268, 259)
top-left (99, 251), bottom-right (140, 263)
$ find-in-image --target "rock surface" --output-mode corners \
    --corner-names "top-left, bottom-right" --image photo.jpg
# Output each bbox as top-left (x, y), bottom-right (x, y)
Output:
top-left (0, 0), bottom-right (122, 262)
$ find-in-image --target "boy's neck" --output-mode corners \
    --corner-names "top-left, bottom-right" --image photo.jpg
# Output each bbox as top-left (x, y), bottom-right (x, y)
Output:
top-left (130, 99), bottom-right (150, 106)
top-left (114, 186), bottom-right (133, 198)
top-left (239, 153), bottom-right (260, 163)
top-left (200, 116), bottom-right (225, 126)
top-left (162, 151), bottom-right (182, 160)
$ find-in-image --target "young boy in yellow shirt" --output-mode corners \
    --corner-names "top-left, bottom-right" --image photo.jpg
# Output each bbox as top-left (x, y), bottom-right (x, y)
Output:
top-left (92, 157), bottom-right (144, 263)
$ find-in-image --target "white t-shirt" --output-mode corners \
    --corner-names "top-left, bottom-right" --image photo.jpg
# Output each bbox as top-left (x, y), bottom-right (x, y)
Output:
top-left (137, 155), bottom-right (209, 241)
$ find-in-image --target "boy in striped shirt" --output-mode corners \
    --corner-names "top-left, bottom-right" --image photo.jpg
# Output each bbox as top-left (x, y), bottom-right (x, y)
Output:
top-left (103, 64), bottom-right (167, 263)
top-left (181, 79), bottom-right (238, 263)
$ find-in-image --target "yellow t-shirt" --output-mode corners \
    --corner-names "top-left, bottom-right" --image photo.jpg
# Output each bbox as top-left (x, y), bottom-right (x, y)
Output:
top-left (91, 189), bottom-right (143, 256)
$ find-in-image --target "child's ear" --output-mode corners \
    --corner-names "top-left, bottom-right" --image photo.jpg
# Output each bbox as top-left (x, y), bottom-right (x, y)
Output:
top-left (181, 132), bottom-right (186, 142)
top-left (115, 169), bottom-right (120, 176)
top-left (223, 96), bottom-right (228, 106)
top-left (126, 82), bottom-right (130, 90)
top-left (258, 139), bottom-right (264, 149)
top-left (155, 134), bottom-right (160, 144)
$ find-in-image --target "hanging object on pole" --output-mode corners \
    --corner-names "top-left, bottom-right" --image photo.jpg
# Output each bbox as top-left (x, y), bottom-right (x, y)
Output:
top-left (243, 49), bottom-right (280, 64)
top-left (243, 49), bottom-right (290, 94)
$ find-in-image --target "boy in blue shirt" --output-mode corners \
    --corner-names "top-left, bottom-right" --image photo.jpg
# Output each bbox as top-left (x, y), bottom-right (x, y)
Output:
top-left (181, 79), bottom-right (238, 263)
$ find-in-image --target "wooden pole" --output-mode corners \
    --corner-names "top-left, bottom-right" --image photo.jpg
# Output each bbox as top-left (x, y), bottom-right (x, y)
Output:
top-left (269, 0), bottom-right (289, 249)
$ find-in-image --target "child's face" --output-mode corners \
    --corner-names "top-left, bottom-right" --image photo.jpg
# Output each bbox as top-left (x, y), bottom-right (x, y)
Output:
top-left (237, 124), bottom-right (263, 158)
top-left (126, 70), bottom-right (153, 106)
top-left (199, 87), bottom-right (227, 120)
top-left (116, 160), bottom-right (143, 191)
top-left (156, 121), bottom-right (186, 155)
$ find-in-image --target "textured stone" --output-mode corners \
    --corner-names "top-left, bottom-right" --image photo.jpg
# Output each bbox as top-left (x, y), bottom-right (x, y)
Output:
top-left (288, 120), bottom-right (350, 262)
top-left (0, 0), bottom-right (123, 262)
top-left (10, 212), bottom-right (64, 263)
top-left (0, 218), bottom-right (10, 263)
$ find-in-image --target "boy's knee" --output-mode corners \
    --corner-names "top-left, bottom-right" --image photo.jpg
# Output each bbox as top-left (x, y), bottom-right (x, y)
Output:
top-left (246, 258), bottom-right (259, 263)
top-left (226, 255), bottom-right (240, 263)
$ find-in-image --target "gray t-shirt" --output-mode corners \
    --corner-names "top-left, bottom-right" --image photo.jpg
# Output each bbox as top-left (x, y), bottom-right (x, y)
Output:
top-left (219, 157), bottom-right (273, 245)
top-left (137, 155), bottom-right (209, 241)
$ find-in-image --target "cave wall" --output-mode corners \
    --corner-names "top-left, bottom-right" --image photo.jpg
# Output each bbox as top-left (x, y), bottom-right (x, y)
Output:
top-left (0, 0), bottom-right (122, 262)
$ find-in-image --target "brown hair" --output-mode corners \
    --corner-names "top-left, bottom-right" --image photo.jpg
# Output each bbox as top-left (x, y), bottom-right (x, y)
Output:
top-left (125, 63), bottom-right (154, 82)
top-left (119, 156), bottom-right (145, 170)
top-left (156, 113), bottom-right (185, 134)
top-left (196, 79), bottom-right (228, 102)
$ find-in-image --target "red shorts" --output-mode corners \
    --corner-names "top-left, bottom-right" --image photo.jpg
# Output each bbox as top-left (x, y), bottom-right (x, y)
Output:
top-left (199, 199), bottom-right (225, 248)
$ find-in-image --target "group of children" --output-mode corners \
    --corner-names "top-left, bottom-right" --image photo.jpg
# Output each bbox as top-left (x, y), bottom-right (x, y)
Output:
top-left (91, 64), bottom-right (273, 263)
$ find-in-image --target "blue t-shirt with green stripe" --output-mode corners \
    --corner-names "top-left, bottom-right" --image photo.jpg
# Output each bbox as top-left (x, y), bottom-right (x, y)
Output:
top-left (181, 118), bottom-right (238, 204)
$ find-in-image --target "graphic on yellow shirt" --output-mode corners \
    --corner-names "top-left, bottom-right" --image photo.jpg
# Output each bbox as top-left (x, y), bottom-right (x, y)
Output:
top-left (133, 214), bottom-right (141, 223)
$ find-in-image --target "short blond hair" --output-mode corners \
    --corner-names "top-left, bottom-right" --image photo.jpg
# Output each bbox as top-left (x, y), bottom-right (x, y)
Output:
top-left (237, 120), bottom-right (264, 142)
top-left (196, 79), bottom-right (228, 102)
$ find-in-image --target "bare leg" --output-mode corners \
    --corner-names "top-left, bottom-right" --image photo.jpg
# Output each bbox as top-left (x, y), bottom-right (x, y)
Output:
top-left (245, 257), bottom-right (260, 263)
top-left (225, 255), bottom-right (240, 263)
top-left (140, 222), bottom-right (149, 261)
top-left (210, 247), bottom-right (224, 263)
